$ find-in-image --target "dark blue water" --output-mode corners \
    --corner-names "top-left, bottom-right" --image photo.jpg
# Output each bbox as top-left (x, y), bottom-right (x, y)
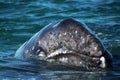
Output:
top-left (0, 0), bottom-right (120, 80)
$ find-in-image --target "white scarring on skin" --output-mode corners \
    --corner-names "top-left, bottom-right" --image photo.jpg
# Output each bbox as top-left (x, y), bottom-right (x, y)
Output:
top-left (59, 34), bottom-right (62, 37)
top-left (38, 51), bottom-right (46, 57)
top-left (32, 46), bottom-right (35, 50)
top-left (94, 46), bottom-right (98, 51)
top-left (25, 50), bottom-right (29, 54)
top-left (79, 62), bottom-right (82, 64)
top-left (38, 40), bottom-right (41, 45)
top-left (100, 56), bottom-right (106, 68)
top-left (59, 57), bottom-right (68, 63)
top-left (64, 32), bottom-right (67, 35)
top-left (37, 49), bottom-right (40, 53)
top-left (75, 30), bottom-right (78, 34)
top-left (71, 35), bottom-right (73, 38)
top-left (46, 48), bottom-right (73, 58)
top-left (81, 37), bottom-right (85, 44)
top-left (50, 34), bottom-right (54, 39)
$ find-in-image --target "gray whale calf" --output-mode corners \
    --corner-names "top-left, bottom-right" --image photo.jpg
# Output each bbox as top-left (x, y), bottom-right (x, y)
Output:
top-left (15, 18), bottom-right (112, 69)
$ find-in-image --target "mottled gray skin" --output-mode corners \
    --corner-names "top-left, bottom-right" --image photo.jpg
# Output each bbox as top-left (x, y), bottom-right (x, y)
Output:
top-left (15, 18), bottom-right (112, 69)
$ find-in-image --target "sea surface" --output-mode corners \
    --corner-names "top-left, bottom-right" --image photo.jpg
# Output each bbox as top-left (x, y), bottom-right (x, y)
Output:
top-left (0, 0), bottom-right (120, 80)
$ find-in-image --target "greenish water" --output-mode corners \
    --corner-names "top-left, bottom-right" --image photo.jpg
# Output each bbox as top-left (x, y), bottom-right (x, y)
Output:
top-left (0, 0), bottom-right (120, 80)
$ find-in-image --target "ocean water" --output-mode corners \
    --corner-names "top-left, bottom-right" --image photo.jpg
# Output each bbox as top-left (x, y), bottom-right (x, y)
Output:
top-left (0, 0), bottom-right (120, 80)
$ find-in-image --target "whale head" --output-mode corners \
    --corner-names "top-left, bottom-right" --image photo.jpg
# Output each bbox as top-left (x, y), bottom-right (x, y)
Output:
top-left (15, 18), bottom-right (112, 69)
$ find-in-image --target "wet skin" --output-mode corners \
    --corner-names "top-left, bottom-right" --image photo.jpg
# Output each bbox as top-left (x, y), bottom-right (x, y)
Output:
top-left (15, 18), bottom-right (112, 69)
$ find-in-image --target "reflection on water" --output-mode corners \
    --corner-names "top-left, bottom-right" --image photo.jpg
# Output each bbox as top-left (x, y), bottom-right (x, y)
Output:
top-left (0, 0), bottom-right (120, 80)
